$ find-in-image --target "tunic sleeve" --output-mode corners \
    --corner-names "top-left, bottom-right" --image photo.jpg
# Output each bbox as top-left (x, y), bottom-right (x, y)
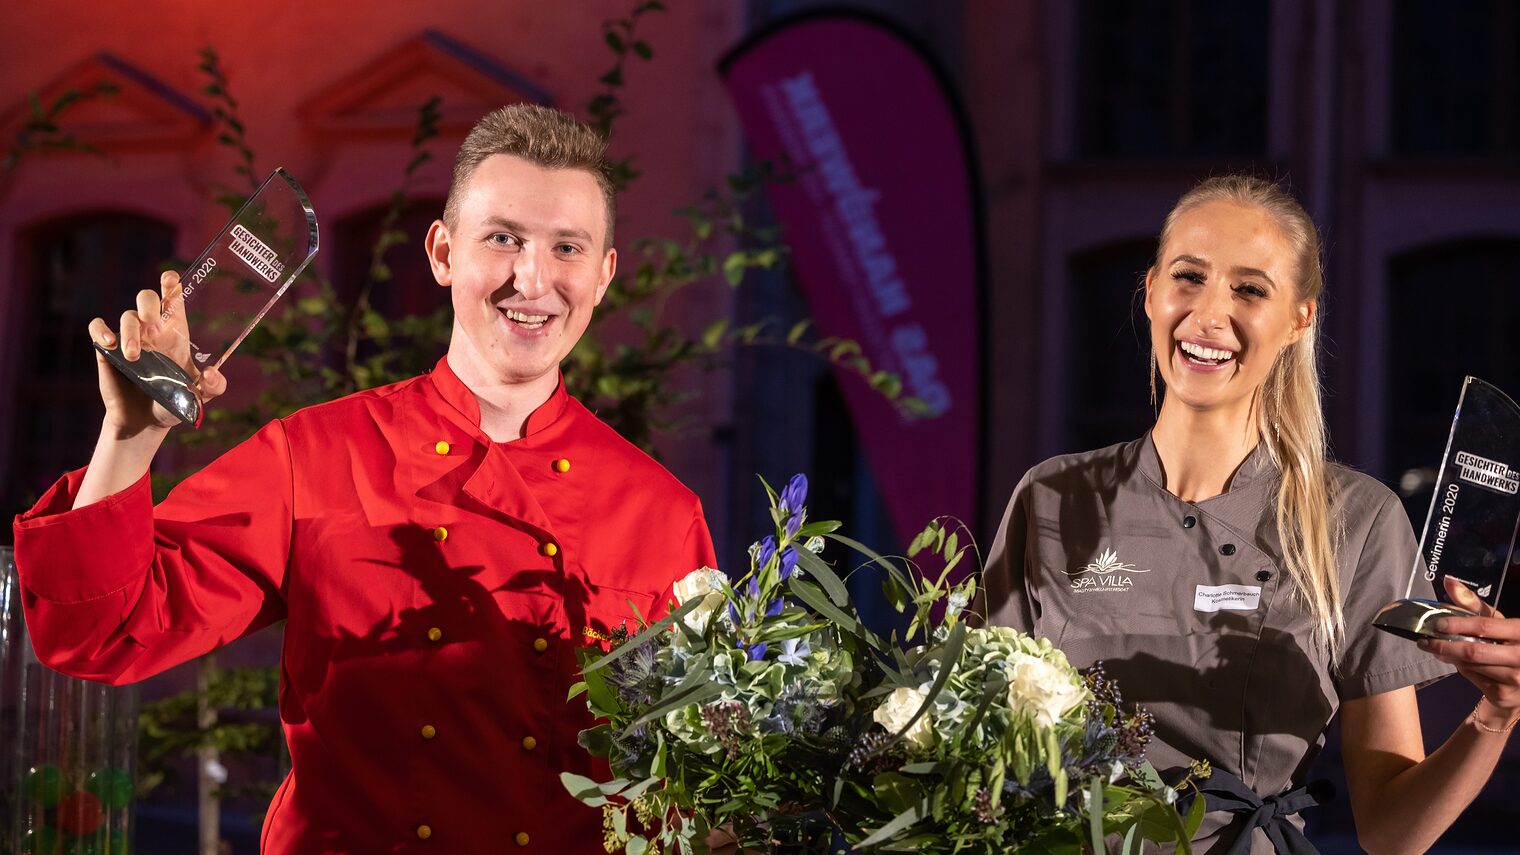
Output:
top-left (978, 471), bottom-right (1038, 633)
top-left (1334, 490), bottom-right (1455, 698)
top-left (12, 420), bottom-right (294, 685)
top-left (649, 497), bottom-right (719, 621)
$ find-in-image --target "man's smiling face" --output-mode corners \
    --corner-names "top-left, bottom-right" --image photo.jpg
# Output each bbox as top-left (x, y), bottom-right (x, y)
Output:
top-left (427, 153), bottom-right (615, 389)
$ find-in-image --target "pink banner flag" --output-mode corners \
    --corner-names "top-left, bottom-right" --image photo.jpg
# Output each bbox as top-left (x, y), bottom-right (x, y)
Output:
top-left (721, 11), bottom-right (985, 551)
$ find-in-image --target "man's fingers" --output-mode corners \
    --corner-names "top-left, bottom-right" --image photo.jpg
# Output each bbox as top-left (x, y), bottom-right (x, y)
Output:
top-left (135, 288), bottom-right (162, 337)
top-left (198, 366), bottom-right (227, 400)
top-left (160, 271), bottom-right (184, 323)
top-left (88, 317), bottom-right (117, 349)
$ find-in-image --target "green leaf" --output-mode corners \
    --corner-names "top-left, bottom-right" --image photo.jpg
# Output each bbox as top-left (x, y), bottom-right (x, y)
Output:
top-left (561, 771), bottom-right (610, 806)
top-left (605, 30), bottom-right (625, 53)
top-left (786, 318), bottom-right (811, 344)
top-left (632, 40), bottom-right (653, 60)
top-left (792, 547), bottom-right (849, 607)
top-left (1087, 777), bottom-right (1106, 854)
top-left (856, 798), bottom-right (928, 848)
top-left (721, 252), bottom-right (747, 286)
top-left (792, 519), bottom-right (841, 538)
top-left (1185, 787), bottom-right (1207, 838)
top-left (577, 724), bottom-right (613, 758)
top-left (786, 577), bottom-right (881, 652)
top-left (626, 838), bottom-right (648, 855)
top-left (869, 370), bottom-right (902, 398)
top-left (700, 319), bottom-right (727, 349)
top-left (881, 622), bottom-right (964, 754)
top-left (624, 681), bottom-right (721, 732)
top-left (582, 596), bottom-right (702, 674)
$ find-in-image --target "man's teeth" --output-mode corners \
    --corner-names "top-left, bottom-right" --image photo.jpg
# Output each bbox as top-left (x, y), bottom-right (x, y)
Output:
top-left (1180, 341), bottom-right (1234, 362)
top-left (504, 308), bottom-right (549, 328)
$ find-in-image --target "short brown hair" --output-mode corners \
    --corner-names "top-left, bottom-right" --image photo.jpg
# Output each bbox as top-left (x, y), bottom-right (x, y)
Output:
top-left (443, 103), bottom-right (616, 246)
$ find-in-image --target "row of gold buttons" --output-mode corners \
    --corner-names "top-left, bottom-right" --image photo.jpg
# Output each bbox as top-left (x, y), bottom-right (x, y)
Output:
top-left (412, 440), bottom-right (568, 846)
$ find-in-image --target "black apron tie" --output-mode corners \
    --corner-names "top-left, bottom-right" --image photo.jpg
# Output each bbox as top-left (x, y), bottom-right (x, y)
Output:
top-left (1180, 770), bottom-right (1330, 855)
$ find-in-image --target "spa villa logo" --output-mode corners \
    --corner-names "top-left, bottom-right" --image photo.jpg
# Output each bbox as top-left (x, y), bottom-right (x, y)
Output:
top-left (1063, 547), bottom-right (1150, 594)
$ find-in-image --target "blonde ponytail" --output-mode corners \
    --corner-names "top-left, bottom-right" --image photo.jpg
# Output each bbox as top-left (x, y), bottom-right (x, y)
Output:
top-left (1158, 175), bottom-right (1344, 658)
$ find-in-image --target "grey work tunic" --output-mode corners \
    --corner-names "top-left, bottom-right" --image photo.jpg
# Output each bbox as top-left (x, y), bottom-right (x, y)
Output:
top-left (982, 434), bottom-right (1453, 854)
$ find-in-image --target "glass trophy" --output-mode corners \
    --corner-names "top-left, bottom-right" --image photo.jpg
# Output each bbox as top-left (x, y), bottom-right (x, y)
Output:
top-left (1374, 377), bottom-right (1520, 642)
top-left (93, 168), bottom-right (319, 426)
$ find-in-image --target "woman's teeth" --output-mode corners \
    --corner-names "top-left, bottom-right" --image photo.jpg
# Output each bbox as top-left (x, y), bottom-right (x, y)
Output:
top-left (1180, 341), bottom-right (1234, 364)
top-left (504, 308), bottom-right (549, 330)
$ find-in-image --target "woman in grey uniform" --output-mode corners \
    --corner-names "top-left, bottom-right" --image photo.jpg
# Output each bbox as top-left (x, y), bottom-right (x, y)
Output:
top-left (982, 175), bottom-right (1520, 854)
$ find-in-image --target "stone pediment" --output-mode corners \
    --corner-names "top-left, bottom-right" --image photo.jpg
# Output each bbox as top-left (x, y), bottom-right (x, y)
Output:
top-left (299, 30), bottom-right (553, 137)
top-left (1, 53), bottom-right (209, 150)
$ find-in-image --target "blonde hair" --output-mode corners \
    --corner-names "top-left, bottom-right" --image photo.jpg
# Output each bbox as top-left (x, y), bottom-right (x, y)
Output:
top-left (443, 103), bottom-right (616, 246)
top-left (1155, 175), bottom-right (1344, 657)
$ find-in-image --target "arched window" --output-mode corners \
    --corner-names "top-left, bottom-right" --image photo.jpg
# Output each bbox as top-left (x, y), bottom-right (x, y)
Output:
top-left (1392, 0), bottom-right (1520, 156)
top-left (4, 212), bottom-right (175, 523)
top-left (328, 199), bottom-right (451, 380)
top-left (1074, 0), bottom-right (1268, 159)
top-left (1066, 239), bottom-right (1156, 452)
top-left (332, 199), bottom-right (450, 322)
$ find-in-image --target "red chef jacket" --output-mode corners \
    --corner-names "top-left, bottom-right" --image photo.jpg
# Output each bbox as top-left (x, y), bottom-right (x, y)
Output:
top-left (13, 357), bottom-right (717, 854)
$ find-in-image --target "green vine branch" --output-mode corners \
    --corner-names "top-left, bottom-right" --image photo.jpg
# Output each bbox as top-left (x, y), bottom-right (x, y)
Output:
top-left (2, 79), bottom-right (120, 170)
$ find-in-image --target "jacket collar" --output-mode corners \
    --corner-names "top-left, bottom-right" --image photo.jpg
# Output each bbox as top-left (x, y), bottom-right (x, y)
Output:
top-left (427, 356), bottom-right (570, 442)
top-left (1133, 430), bottom-right (1276, 502)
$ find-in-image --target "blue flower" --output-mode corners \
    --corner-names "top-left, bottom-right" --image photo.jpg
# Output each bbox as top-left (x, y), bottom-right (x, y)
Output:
top-left (778, 546), bottom-right (799, 580)
top-left (745, 642), bottom-right (769, 661)
top-left (745, 576), bottom-right (761, 598)
top-left (779, 473), bottom-right (808, 517)
top-left (765, 597), bottom-right (784, 617)
top-left (777, 637), bottom-right (811, 666)
top-left (757, 536), bottom-right (777, 571)
top-left (785, 511), bottom-right (803, 539)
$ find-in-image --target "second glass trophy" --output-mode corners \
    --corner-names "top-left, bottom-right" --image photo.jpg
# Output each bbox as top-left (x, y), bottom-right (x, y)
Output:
top-left (94, 168), bottom-right (319, 426)
top-left (1374, 377), bottom-right (1520, 642)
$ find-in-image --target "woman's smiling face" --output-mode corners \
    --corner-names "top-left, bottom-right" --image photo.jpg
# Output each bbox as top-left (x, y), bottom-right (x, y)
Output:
top-left (1145, 200), bottom-right (1314, 417)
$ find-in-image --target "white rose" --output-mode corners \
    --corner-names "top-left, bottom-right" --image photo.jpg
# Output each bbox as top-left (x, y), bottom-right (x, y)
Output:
top-left (1006, 653), bottom-right (1087, 728)
top-left (672, 567), bottom-right (726, 632)
top-left (872, 687), bottom-right (935, 749)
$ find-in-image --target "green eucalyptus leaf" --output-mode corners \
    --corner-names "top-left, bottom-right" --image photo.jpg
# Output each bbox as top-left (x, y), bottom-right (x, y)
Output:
top-left (561, 771), bottom-right (611, 806)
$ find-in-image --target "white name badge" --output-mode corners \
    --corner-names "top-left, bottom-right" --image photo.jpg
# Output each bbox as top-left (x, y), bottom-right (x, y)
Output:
top-left (1194, 584), bottom-right (1262, 612)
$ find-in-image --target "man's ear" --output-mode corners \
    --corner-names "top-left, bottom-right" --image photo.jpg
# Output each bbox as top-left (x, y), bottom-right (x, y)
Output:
top-left (593, 247), bottom-right (617, 306)
top-left (1287, 298), bottom-right (1316, 345)
top-left (425, 219), bottom-right (453, 287)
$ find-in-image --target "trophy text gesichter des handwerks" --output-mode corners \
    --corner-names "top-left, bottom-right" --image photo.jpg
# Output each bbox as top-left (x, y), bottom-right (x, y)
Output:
top-left (94, 168), bottom-right (319, 426)
top-left (1374, 377), bottom-right (1520, 642)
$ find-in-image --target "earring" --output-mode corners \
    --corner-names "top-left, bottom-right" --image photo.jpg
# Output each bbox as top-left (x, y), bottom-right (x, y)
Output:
top-left (1149, 348), bottom-right (1158, 411)
top-left (1269, 356), bottom-right (1285, 440)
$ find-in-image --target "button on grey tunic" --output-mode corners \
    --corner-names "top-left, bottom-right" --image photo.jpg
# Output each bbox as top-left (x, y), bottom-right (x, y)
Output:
top-left (981, 434), bottom-right (1453, 854)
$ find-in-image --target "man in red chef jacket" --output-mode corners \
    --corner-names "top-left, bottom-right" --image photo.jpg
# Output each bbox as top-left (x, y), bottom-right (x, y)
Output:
top-left (12, 104), bottom-right (717, 853)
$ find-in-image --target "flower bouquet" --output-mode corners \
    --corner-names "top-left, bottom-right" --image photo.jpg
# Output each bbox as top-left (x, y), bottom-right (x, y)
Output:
top-left (563, 475), bottom-right (1204, 854)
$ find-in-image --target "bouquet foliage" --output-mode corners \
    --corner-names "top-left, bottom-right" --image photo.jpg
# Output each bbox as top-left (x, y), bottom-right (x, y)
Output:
top-left (563, 475), bottom-right (1204, 854)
